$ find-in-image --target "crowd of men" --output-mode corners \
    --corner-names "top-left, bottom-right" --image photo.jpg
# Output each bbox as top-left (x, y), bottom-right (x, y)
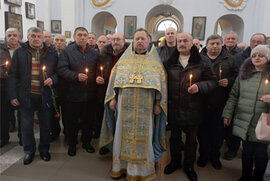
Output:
top-left (0, 25), bottom-right (269, 181)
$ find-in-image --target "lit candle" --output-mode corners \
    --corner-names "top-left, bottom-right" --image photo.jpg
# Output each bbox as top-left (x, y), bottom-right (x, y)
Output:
top-left (5, 60), bottom-right (9, 67)
top-left (264, 79), bottom-right (269, 95)
top-left (85, 68), bottom-right (88, 85)
top-left (100, 66), bottom-right (103, 78)
top-left (189, 74), bottom-right (193, 87)
top-left (42, 65), bottom-right (46, 81)
top-left (219, 65), bottom-right (222, 80)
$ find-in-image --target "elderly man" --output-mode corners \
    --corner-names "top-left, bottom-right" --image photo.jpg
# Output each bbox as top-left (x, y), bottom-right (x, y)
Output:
top-left (57, 27), bottom-right (99, 156)
top-left (0, 28), bottom-right (21, 147)
top-left (198, 34), bottom-right (238, 169)
top-left (54, 34), bottom-right (66, 54)
top-left (235, 33), bottom-right (267, 68)
top-left (8, 27), bottom-right (59, 164)
top-left (99, 28), bottom-right (167, 181)
top-left (96, 35), bottom-right (107, 52)
top-left (88, 32), bottom-right (97, 47)
top-left (223, 31), bottom-right (242, 55)
top-left (163, 33), bottom-right (216, 181)
top-left (43, 30), bottom-right (54, 47)
top-left (95, 32), bottom-right (129, 154)
top-left (157, 27), bottom-right (177, 63)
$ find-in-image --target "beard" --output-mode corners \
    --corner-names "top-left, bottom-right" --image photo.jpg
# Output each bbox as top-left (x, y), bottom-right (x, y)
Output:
top-left (134, 44), bottom-right (146, 53)
top-left (113, 45), bottom-right (122, 52)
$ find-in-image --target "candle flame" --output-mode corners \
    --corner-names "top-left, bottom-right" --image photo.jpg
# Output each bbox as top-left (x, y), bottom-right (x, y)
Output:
top-left (42, 66), bottom-right (46, 71)
top-left (5, 61), bottom-right (9, 66)
top-left (190, 74), bottom-right (193, 79)
top-left (100, 66), bottom-right (103, 71)
top-left (85, 68), bottom-right (88, 73)
top-left (265, 79), bottom-right (269, 85)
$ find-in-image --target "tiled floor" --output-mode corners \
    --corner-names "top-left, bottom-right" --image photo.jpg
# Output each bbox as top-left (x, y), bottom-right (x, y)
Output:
top-left (1, 128), bottom-right (270, 181)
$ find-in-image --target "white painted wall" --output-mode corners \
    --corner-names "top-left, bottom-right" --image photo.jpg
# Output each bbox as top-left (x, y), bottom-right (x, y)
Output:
top-left (1, 0), bottom-right (270, 44)
top-left (82, 0), bottom-right (270, 45)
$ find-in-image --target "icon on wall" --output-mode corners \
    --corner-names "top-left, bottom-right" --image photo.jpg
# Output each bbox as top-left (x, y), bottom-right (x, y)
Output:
top-left (51, 20), bottom-right (62, 34)
top-left (191, 16), bottom-right (206, 40)
top-left (124, 16), bottom-right (137, 39)
top-left (25, 2), bottom-right (35, 19)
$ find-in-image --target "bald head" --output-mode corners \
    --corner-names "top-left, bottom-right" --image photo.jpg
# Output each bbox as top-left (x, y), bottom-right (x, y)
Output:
top-left (177, 33), bottom-right (193, 56)
top-left (54, 34), bottom-right (66, 52)
top-left (165, 27), bottom-right (177, 47)
top-left (43, 30), bottom-right (53, 47)
top-left (193, 38), bottom-right (201, 50)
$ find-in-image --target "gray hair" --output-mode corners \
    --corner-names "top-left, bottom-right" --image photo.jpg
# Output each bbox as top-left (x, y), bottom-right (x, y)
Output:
top-left (27, 27), bottom-right (43, 37)
top-left (224, 31), bottom-right (238, 39)
top-left (206, 34), bottom-right (223, 44)
top-left (5, 28), bottom-right (20, 37)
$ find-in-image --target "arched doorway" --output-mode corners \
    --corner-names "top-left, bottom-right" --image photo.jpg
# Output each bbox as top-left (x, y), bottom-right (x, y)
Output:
top-left (91, 11), bottom-right (117, 37)
top-left (214, 14), bottom-right (244, 42)
top-left (145, 5), bottom-right (184, 44)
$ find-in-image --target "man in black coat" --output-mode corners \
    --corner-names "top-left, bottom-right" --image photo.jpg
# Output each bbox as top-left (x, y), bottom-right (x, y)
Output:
top-left (163, 33), bottom-right (216, 181)
top-left (157, 27), bottom-right (177, 63)
top-left (223, 31), bottom-right (242, 56)
top-left (57, 27), bottom-right (99, 156)
top-left (8, 27), bottom-right (59, 165)
top-left (0, 28), bottom-right (22, 147)
top-left (235, 33), bottom-right (267, 69)
top-left (95, 32), bottom-right (129, 155)
top-left (198, 34), bottom-right (238, 169)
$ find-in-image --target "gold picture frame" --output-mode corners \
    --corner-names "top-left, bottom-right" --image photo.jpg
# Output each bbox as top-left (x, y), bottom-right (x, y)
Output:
top-left (192, 16), bottom-right (206, 40)
top-left (37, 20), bottom-right (44, 31)
top-left (65, 31), bottom-right (71, 38)
top-left (5, 12), bottom-right (23, 38)
top-left (124, 16), bottom-right (137, 39)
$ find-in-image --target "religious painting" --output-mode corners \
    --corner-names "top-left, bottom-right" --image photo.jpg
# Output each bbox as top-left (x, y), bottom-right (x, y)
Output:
top-left (4, 0), bottom-right (22, 6)
top-left (37, 20), bottom-right (44, 31)
top-left (51, 20), bottom-right (61, 34)
top-left (266, 37), bottom-right (270, 44)
top-left (124, 16), bottom-right (137, 39)
top-left (9, 5), bottom-right (15, 13)
top-left (5, 12), bottom-right (23, 38)
top-left (192, 16), bottom-right (206, 40)
top-left (65, 31), bottom-right (71, 38)
top-left (25, 2), bottom-right (35, 19)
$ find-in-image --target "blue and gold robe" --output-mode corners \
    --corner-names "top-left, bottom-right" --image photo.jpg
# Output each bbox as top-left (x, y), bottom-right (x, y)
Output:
top-left (99, 43), bottom-right (167, 180)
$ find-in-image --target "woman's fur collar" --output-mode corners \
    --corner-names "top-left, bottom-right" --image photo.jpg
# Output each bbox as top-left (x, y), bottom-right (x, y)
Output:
top-left (240, 58), bottom-right (270, 80)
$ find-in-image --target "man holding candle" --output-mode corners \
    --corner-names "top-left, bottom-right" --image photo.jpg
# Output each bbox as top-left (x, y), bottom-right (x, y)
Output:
top-left (223, 44), bottom-right (270, 181)
top-left (57, 27), bottom-right (99, 156)
top-left (96, 32), bottom-right (129, 155)
top-left (198, 34), bottom-right (238, 169)
top-left (0, 28), bottom-right (22, 147)
top-left (163, 32), bottom-right (216, 181)
top-left (8, 27), bottom-right (59, 165)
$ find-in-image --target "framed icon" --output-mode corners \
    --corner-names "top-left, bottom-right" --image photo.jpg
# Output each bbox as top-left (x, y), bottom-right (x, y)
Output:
top-left (65, 31), bottom-right (71, 38)
top-left (51, 20), bottom-right (61, 34)
top-left (25, 2), bottom-right (35, 19)
top-left (124, 16), bottom-right (137, 39)
top-left (5, 12), bottom-right (23, 38)
top-left (191, 16), bottom-right (206, 40)
top-left (37, 20), bottom-right (44, 31)
top-left (4, 0), bottom-right (22, 6)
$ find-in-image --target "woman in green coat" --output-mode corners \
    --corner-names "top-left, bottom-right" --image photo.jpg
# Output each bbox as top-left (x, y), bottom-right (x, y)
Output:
top-left (222, 44), bottom-right (270, 181)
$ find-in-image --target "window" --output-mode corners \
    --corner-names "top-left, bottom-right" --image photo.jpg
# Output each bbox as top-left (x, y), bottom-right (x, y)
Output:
top-left (157, 20), bottom-right (178, 31)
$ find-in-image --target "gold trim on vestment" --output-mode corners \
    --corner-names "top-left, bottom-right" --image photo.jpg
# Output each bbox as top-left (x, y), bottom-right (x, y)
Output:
top-left (120, 88), bottom-right (151, 163)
